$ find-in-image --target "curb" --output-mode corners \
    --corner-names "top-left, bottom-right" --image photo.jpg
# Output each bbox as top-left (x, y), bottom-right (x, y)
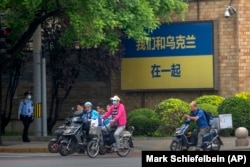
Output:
top-left (0, 148), bottom-right (141, 153)
top-left (0, 148), bottom-right (49, 153)
top-left (1, 136), bottom-right (250, 153)
top-left (1, 147), bottom-right (249, 153)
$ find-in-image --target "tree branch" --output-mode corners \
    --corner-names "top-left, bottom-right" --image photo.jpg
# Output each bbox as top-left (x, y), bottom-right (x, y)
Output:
top-left (9, 9), bottom-right (62, 57)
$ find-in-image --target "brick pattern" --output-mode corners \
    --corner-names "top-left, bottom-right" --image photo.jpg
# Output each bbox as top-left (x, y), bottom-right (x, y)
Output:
top-left (237, 0), bottom-right (250, 92)
top-left (110, 0), bottom-right (250, 112)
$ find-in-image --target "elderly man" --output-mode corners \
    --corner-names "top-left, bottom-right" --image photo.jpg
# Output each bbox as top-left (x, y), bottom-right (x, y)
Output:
top-left (184, 101), bottom-right (210, 151)
top-left (81, 101), bottom-right (99, 141)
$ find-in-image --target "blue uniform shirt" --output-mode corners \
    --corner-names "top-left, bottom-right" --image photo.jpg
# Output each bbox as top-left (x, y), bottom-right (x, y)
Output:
top-left (190, 108), bottom-right (209, 128)
top-left (18, 99), bottom-right (34, 117)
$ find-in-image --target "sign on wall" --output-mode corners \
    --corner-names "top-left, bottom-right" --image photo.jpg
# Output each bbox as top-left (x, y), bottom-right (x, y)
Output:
top-left (121, 20), bottom-right (216, 91)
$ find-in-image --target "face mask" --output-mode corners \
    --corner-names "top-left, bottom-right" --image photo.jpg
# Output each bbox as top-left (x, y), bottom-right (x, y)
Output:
top-left (27, 95), bottom-right (32, 100)
top-left (112, 100), bottom-right (118, 105)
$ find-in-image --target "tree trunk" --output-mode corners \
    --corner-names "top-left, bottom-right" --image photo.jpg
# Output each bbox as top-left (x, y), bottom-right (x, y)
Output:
top-left (1, 67), bottom-right (21, 133)
top-left (47, 85), bottom-right (72, 134)
top-left (0, 66), bottom-right (3, 145)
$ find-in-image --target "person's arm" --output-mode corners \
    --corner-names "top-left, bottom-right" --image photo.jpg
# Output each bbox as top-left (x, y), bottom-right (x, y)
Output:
top-left (186, 111), bottom-right (201, 121)
top-left (102, 106), bottom-right (113, 119)
top-left (18, 100), bottom-right (23, 120)
top-left (91, 110), bottom-right (99, 120)
top-left (31, 101), bottom-right (34, 117)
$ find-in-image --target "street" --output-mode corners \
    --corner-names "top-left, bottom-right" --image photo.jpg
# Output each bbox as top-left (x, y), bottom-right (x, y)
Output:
top-left (0, 152), bottom-right (141, 167)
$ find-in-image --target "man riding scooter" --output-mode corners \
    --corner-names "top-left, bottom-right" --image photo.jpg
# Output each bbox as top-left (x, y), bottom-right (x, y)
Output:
top-left (183, 101), bottom-right (210, 151)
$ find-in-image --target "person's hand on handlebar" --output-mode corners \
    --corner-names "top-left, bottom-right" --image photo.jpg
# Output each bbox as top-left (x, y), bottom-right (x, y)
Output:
top-left (109, 119), bottom-right (115, 123)
top-left (183, 114), bottom-right (190, 119)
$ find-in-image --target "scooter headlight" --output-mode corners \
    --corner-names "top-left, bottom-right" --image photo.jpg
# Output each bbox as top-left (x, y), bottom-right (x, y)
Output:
top-left (64, 129), bottom-right (71, 133)
top-left (176, 129), bottom-right (181, 134)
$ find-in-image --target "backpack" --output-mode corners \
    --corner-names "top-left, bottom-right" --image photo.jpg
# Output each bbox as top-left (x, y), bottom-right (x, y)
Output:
top-left (203, 110), bottom-right (213, 126)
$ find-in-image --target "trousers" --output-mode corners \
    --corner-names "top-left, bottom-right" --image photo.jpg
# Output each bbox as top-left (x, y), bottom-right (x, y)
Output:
top-left (102, 124), bottom-right (125, 147)
top-left (20, 115), bottom-right (32, 142)
top-left (197, 127), bottom-right (210, 148)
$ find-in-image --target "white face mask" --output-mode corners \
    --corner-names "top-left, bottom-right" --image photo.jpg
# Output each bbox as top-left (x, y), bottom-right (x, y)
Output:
top-left (27, 95), bottom-right (32, 100)
top-left (112, 100), bottom-right (118, 105)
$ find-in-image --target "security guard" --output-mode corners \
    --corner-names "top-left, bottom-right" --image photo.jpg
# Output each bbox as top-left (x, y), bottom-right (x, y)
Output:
top-left (18, 91), bottom-right (34, 142)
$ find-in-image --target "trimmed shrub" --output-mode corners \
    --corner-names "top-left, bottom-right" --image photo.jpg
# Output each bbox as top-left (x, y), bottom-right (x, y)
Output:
top-left (235, 92), bottom-right (250, 101)
top-left (194, 95), bottom-right (225, 117)
top-left (127, 108), bottom-right (160, 136)
top-left (197, 103), bottom-right (218, 116)
top-left (217, 96), bottom-right (250, 136)
top-left (155, 98), bottom-right (190, 135)
top-left (195, 95), bottom-right (225, 107)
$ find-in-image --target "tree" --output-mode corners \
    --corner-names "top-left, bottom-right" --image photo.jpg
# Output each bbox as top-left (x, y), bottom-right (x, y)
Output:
top-left (42, 17), bottom-right (122, 134)
top-left (0, 0), bottom-right (188, 141)
top-left (1, 0), bottom-right (188, 57)
top-left (1, 55), bottom-right (28, 134)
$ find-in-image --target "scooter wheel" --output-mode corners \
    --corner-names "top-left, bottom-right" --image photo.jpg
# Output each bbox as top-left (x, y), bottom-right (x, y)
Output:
top-left (213, 138), bottom-right (221, 151)
top-left (87, 140), bottom-right (100, 158)
top-left (58, 143), bottom-right (69, 156)
top-left (48, 141), bottom-right (59, 153)
top-left (170, 141), bottom-right (182, 151)
top-left (117, 138), bottom-right (130, 157)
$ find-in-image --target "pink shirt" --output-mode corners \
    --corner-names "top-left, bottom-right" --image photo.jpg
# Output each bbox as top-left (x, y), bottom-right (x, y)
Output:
top-left (102, 103), bottom-right (127, 126)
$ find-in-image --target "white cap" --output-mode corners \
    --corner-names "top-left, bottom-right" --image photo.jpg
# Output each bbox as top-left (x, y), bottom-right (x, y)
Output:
top-left (84, 101), bottom-right (92, 107)
top-left (110, 95), bottom-right (120, 101)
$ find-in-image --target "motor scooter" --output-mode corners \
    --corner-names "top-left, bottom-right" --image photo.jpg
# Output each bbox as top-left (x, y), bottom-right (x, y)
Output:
top-left (170, 119), bottom-right (223, 151)
top-left (47, 110), bottom-right (73, 153)
top-left (49, 107), bottom-right (85, 154)
top-left (57, 116), bottom-right (88, 156)
top-left (86, 123), bottom-right (135, 158)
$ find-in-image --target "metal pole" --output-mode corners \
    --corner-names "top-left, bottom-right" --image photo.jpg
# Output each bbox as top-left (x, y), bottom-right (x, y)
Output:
top-left (41, 46), bottom-right (47, 137)
top-left (33, 25), bottom-right (42, 137)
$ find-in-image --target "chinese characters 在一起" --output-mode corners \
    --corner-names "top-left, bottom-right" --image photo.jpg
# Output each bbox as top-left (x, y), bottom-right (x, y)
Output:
top-left (151, 64), bottom-right (181, 78)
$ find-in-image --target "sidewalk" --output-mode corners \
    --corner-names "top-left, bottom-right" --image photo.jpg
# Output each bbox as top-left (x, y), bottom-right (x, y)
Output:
top-left (0, 136), bottom-right (250, 153)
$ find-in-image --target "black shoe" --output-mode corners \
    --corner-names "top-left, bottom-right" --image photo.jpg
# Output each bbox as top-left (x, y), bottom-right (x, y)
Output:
top-left (78, 149), bottom-right (85, 154)
top-left (195, 147), bottom-right (201, 151)
top-left (23, 137), bottom-right (30, 142)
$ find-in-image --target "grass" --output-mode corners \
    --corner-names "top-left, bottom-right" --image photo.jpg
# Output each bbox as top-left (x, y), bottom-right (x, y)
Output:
top-left (1, 132), bottom-right (22, 136)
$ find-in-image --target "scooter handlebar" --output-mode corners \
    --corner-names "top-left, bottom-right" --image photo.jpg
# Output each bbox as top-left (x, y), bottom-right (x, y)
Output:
top-left (184, 118), bottom-right (191, 124)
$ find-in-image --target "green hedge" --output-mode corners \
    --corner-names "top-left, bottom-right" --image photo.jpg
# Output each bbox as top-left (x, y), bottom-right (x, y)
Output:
top-left (195, 95), bottom-right (225, 106)
top-left (197, 103), bottom-right (218, 116)
top-left (127, 108), bottom-right (160, 136)
top-left (155, 98), bottom-right (190, 135)
top-left (194, 95), bottom-right (225, 116)
top-left (217, 96), bottom-right (250, 136)
top-left (235, 92), bottom-right (250, 101)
